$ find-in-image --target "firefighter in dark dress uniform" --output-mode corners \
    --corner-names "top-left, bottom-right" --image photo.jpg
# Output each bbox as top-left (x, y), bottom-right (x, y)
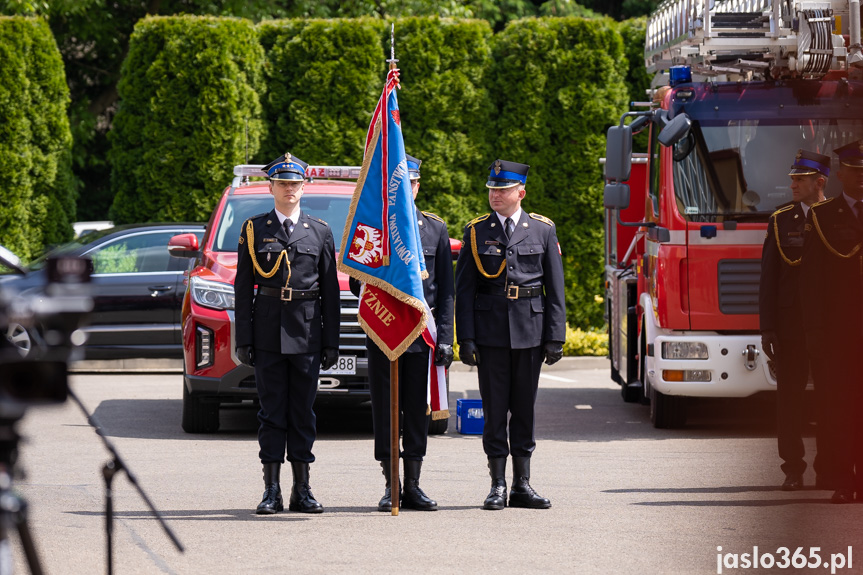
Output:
top-left (454, 159), bottom-right (566, 510)
top-left (801, 140), bottom-right (863, 504)
top-left (759, 149), bottom-right (828, 491)
top-left (234, 152), bottom-right (340, 514)
top-left (349, 154), bottom-right (454, 512)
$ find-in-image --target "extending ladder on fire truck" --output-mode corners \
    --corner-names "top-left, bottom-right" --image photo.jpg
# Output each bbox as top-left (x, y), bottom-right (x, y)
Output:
top-left (645, 0), bottom-right (863, 79)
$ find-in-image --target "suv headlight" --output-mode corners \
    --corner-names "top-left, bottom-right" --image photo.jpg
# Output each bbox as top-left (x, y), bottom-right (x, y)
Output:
top-left (190, 276), bottom-right (235, 310)
top-left (661, 341), bottom-right (708, 359)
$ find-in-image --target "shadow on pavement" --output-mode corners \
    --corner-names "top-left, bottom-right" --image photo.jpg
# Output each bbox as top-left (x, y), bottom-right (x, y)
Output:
top-left (88, 399), bottom-right (374, 441)
top-left (86, 384), bottom-right (786, 443)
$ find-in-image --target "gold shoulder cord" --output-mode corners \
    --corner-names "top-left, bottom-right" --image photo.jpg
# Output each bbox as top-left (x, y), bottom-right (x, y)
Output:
top-left (811, 209), bottom-right (862, 259)
top-left (773, 218), bottom-right (801, 267)
top-left (245, 220), bottom-right (292, 287)
top-left (470, 224), bottom-right (506, 279)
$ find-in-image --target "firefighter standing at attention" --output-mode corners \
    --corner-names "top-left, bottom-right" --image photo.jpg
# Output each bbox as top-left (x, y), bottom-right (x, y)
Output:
top-left (800, 140), bottom-right (863, 504)
top-left (454, 159), bottom-right (566, 510)
top-left (234, 152), bottom-right (340, 514)
top-left (759, 149), bottom-right (829, 492)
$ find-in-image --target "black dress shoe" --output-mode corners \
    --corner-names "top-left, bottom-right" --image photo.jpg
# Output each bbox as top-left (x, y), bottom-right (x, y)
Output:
top-left (781, 474), bottom-right (803, 491)
top-left (831, 489), bottom-right (853, 504)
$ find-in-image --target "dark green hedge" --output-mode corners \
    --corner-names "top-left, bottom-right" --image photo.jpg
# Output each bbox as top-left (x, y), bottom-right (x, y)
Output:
top-left (108, 15), bottom-right (634, 329)
top-left (109, 15), bottom-right (266, 224)
top-left (0, 16), bottom-right (74, 260)
top-left (490, 17), bottom-right (629, 328)
top-left (258, 16), bottom-right (495, 234)
top-left (257, 18), bottom-right (385, 166)
top-left (392, 17), bottom-right (494, 229)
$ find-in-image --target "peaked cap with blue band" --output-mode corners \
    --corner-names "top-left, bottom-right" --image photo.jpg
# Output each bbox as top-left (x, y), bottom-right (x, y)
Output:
top-left (789, 149), bottom-right (830, 177)
top-left (834, 139), bottom-right (863, 169)
top-left (405, 154), bottom-right (421, 180)
top-left (263, 152), bottom-right (308, 181)
top-left (486, 159), bottom-right (529, 189)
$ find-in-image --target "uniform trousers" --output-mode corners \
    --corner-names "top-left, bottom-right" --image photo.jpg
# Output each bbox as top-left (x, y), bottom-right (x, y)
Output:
top-left (775, 331), bottom-right (821, 477)
top-left (477, 345), bottom-right (543, 458)
top-left (367, 338), bottom-right (431, 461)
top-left (254, 348), bottom-right (320, 464)
top-left (816, 348), bottom-right (863, 492)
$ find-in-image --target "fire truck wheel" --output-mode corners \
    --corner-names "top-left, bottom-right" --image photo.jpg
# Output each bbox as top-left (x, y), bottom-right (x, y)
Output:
top-left (182, 373), bottom-right (220, 433)
top-left (649, 386), bottom-right (687, 429)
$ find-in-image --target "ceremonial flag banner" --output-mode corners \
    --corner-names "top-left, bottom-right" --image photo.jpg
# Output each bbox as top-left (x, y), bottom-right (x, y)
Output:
top-left (338, 68), bottom-right (448, 418)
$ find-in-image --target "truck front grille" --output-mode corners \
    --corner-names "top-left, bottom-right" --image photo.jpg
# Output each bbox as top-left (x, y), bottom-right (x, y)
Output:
top-left (717, 259), bottom-right (760, 315)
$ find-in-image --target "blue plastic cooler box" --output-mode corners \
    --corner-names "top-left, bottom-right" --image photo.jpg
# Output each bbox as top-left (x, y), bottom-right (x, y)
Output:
top-left (456, 398), bottom-right (484, 435)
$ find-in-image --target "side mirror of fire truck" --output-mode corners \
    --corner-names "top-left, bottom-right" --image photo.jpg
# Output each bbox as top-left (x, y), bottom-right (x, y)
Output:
top-left (603, 183), bottom-right (630, 210)
top-left (657, 113), bottom-right (691, 147)
top-left (605, 125), bottom-right (632, 182)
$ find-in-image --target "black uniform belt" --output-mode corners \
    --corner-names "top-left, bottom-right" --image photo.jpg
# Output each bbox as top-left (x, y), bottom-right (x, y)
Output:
top-left (257, 286), bottom-right (320, 301)
top-left (478, 285), bottom-right (543, 299)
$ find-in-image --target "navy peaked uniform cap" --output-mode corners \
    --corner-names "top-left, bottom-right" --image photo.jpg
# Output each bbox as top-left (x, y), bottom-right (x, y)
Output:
top-left (486, 159), bottom-right (529, 189)
top-left (406, 154), bottom-right (422, 180)
top-left (835, 140), bottom-right (863, 169)
top-left (789, 149), bottom-right (831, 177)
top-left (263, 152), bottom-right (308, 181)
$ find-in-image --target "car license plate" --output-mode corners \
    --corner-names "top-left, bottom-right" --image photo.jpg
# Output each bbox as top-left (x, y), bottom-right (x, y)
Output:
top-left (320, 355), bottom-right (356, 375)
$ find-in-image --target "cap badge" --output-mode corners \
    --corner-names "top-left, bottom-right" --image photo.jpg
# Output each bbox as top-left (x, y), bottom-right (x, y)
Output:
top-left (795, 151), bottom-right (802, 160)
top-left (494, 160), bottom-right (501, 175)
top-left (286, 152), bottom-right (292, 163)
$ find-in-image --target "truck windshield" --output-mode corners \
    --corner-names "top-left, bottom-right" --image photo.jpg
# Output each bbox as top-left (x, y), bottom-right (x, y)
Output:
top-left (667, 81), bottom-right (863, 222)
top-left (671, 119), bottom-right (863, 222)
top-left (212, 193), bottom-right (352, 252)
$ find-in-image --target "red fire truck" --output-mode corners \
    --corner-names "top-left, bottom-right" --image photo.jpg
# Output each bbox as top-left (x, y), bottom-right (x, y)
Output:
top-left (603, 0), bottom-right (863, 427)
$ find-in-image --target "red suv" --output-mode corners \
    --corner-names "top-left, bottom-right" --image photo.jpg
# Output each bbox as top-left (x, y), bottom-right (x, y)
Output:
top-left (171, 165), bottom-right (458, 434)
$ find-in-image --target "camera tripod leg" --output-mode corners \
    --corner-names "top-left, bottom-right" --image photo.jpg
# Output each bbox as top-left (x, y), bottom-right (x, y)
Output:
top-left (0, 479), bottom-right (45, 575)
top-left (102, 459), bottom-right (120, 575)
top-left (13, 498), bottom-right (44, 575)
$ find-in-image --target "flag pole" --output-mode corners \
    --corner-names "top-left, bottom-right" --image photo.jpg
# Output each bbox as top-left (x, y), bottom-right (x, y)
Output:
top-left (390, 359), bottom-right (399, 516)
top-left (386, 22), bottom-right (401, 517)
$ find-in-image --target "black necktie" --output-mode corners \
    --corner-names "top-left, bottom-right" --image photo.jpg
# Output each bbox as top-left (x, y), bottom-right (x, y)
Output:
top-left (504, 217), bottom-right (514, 239)
top-left (283, 219), bottom-right (292, 238)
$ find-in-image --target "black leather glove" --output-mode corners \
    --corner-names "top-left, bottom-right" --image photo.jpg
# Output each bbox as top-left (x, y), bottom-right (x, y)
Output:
top-left (321, 347), bottom-right (339, 371)
top-left (543, 341), bottom-right (564, 366)
top-left (434, 344), bottom-right (454, 368)
top-left (761, 331), bottom-right (779, 361)
top-left (236, 345), bottom-right (254, 367)
top-left (459, 340), bottom-right (480, 367)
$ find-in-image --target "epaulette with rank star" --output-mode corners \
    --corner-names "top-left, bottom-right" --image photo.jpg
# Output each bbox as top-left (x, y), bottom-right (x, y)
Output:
top-left (421, 211), bottom-right (444, 223)
top-left (529, 213), bottom-right (554, 226)
top-left (308, 216), bottom-right (329, 226)
top-left (466, 213), bottom-right (491, 227)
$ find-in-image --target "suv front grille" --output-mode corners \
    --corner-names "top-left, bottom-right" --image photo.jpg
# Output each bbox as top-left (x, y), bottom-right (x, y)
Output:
top-left (339, 291), bottom-right (367, 355)
top-left (717, 259), bottom-right (760, 315)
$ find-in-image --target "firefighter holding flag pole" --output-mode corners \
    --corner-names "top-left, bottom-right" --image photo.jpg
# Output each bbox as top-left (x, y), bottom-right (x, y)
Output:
top-left (339, 28), bottom-right (451, 515)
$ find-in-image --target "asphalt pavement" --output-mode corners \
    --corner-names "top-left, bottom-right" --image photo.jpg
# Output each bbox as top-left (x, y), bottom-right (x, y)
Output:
top-left (11, 361), bottom-right (863, 574)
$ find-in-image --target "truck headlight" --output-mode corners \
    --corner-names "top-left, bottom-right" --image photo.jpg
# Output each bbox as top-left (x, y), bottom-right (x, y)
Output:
top-left (190, 276), bottom-right (235, 310)
top-left (661, 341), bottom-right (708, 359)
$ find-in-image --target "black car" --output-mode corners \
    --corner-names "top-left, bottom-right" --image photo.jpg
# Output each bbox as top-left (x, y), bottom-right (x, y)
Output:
top-left (0, 223), bottom-right (206, 359)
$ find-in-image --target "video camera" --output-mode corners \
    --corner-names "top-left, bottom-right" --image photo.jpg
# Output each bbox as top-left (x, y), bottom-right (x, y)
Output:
top-left (0, 249), bottom-right (92, 416)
